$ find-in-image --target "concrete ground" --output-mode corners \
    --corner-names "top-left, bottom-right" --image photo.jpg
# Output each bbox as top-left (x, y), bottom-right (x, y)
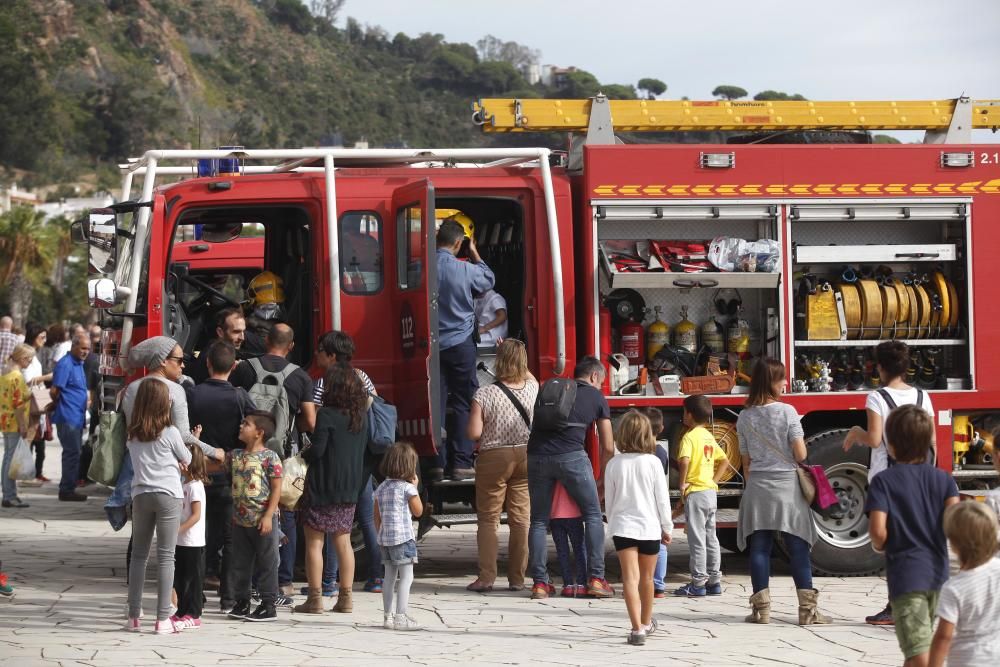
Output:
top-left (0, 443), bottom-right (905, 666)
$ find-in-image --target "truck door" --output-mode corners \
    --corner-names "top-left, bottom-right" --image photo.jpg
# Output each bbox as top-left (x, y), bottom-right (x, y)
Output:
top-left (392, 180), bottom-right (441, 457)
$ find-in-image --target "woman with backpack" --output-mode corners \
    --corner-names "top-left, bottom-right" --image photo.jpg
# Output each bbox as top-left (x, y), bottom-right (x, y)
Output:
top-left (843, 340), bottom-right (934, 626)
top-left (465, 339), bottom-right (538, 593)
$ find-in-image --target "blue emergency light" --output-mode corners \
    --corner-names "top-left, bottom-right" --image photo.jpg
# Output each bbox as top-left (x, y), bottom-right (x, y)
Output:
top-left (197, 146), bottom-right (245, 177)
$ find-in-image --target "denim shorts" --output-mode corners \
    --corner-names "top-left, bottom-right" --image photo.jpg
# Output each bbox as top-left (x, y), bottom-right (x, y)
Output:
top-left (380, 538), bottom-right (419, 565)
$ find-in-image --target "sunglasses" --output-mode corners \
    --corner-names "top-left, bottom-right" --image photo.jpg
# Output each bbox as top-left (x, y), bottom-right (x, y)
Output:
top-left (166, 355), bottom-right (185, 364)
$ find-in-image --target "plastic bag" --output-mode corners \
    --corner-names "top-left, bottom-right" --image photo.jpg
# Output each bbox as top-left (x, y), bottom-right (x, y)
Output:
top-left (280, 454), bottom-right (308, 510)
top-left (88, 410), bottom-right (126, 487)
top-left (708, 237), bottom-right (780, 273)
top-left (8, 438), bottom-right (35, 481)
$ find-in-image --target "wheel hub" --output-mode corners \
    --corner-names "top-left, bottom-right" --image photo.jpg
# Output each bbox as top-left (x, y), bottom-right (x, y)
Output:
top-left (814, 462), bottom-right (870, 549)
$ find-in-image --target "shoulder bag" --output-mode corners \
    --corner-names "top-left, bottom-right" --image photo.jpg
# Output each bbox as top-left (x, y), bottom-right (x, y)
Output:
top-left (743, 415), bottom-right (844, 520)
top-left (493, 381), bottom-right (531, 428)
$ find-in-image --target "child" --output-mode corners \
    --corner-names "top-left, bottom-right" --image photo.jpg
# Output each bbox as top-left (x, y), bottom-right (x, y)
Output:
top-left (374, 443), bottom-right (423, 631)
top-left (172, 445), bottom-right (208, 629)
top-left (226, 410), bottom-right (283, 623)
top-left (642, 407), bottom-right (670, 598)
top-left (929, 502), bottom-right (1000, 667)
top-left (865, 404), bottom-right (959, 667)
top-left (674, 395), bottom-right (732, 597)
top-left (845, 340), bottom-right (935, 626)
top-left (550, 482), bottom-right (587, 597)
top-left (124, 380), bottom-right (192, 634)
top-left (605, 410), bottom-right (674, 646)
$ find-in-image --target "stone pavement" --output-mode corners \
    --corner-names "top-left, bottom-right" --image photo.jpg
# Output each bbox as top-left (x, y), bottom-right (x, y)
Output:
top-left (1, 446), bottom-right (905, 666)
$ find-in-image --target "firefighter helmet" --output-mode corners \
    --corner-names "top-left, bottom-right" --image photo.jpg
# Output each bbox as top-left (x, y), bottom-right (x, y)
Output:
top-left (436, 208), bottom-right (474, 239)
top-left (248, 270), bottom-right (285, 306)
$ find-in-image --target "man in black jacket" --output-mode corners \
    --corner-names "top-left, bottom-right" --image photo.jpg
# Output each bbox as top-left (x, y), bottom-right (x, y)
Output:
top-left (187, 340), bottom-right (256, 613)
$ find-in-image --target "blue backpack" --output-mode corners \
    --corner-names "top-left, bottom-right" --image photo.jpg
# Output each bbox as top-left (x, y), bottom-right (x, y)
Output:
top-left (367, 396), bottom-right (397, 455)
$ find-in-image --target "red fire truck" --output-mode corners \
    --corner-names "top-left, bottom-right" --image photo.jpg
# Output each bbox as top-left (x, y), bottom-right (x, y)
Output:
top-left (82, 96), bottom-right (999, 575)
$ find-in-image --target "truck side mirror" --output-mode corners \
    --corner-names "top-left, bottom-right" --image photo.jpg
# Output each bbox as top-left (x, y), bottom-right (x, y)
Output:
top-left (70, 218), bottom-right (88, 245)
top-left (87, 278), bottom-right (132, 309)
top-left (87, 209), bottom-right (119, 274)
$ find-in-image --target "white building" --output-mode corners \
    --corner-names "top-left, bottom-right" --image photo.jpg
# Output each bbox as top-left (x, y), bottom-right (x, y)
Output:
top-left (36, 193), bottom-right (114, 220)
top-left (0, 184), bottom-right (39, 214)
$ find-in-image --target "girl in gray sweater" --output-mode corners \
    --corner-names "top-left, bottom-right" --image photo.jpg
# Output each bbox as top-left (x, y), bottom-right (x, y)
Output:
top-left (124, 380), bottom-right (191, 635)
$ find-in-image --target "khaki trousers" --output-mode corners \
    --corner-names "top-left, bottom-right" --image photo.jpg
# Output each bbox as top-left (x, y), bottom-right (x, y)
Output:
top-left (474, 446), bottom-right (529, 587)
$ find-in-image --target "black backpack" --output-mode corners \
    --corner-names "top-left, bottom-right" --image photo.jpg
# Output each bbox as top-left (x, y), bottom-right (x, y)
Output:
top-left (877, 388), bottom-right (933, 467)
top-left (532, 378), bottom-right (586, 432)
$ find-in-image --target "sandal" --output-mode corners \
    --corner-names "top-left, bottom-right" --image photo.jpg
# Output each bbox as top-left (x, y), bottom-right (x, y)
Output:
top-left (466, 579), bottom-right (494, 593)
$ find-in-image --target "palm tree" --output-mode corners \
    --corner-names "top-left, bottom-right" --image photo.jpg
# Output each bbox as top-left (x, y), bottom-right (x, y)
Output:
top-left (0, 206), bottom-right (54, 327)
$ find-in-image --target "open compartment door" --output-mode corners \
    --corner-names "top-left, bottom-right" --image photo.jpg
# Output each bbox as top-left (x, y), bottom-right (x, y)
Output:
top-left (392, 180), bottom-right (441, 456)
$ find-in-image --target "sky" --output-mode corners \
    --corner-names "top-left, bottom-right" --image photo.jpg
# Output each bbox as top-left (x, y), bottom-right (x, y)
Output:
top-left (340, 0), bottom-right (1000, 142)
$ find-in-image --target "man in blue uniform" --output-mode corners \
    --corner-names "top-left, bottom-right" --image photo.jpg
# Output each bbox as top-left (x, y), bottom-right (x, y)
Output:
top-left (434, 219), bottom-right (495, 480)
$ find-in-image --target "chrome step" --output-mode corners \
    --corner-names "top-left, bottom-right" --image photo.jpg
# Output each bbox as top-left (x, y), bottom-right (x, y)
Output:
top-left (431, 512), bottom-right (506, 529)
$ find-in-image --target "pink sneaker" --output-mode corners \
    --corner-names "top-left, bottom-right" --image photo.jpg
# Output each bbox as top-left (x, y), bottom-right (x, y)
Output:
top-left (154, 619), bottom-right (182, 634)
top-left (123, 618), bottom-right (141, 632)
top-left (180, 615), bottom-right (201, 629)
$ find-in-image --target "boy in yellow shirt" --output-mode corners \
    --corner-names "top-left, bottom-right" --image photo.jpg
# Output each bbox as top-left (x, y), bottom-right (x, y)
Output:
top-left (673, 395), bottom-right (732, 597)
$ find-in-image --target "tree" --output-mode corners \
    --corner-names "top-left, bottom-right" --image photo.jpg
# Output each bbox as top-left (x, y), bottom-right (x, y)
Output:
top-left (873, 134), bottom-right (901, 144)
top-left (602, 84), bottom-right (638, 100)
top-left (556, 70), bottom-right (601, 98)
top-left (637, 78), bottom-right (667, 99)
top-left (0, 206), bottom-right (54, 327)
top-left (476, 34), bottom-right (539, 69)
top-left (754, 90), bottom-right (807, 101)
top-left (308, 0), bottom-right (345, 25)
top-left (712, 85), bottom-right (748, 100)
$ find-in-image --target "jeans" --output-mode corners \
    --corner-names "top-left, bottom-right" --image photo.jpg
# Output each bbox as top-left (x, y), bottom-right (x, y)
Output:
top-left (474, 447), bottom-right (529, 586)
top-left (527, 450), bottom-right (605, 583)
top-left (551, 518), bottom-right (587, 586)
top-left (322, 533), bottom-right (339, 590)
top-left (356, 476), bottom-right (384, 580)
top-left (748, 530), bottom-right (813, 593)
top-left (174, 545), bottom-right (205, 618)
top-left (278, 509), bottom-right (297, 587)
top-left (128, 492), bottom-right (182, 621)
top-left (232, 517), bottom-right (279, 605)
top-left (204, 483), bottom-right (234, 605)
top-left (437, 335), bottom-right (478, 471)
top-left (105, 454), bottom-right (134, 532)
top-left (685, 490), bottom-right (721, 587)
top-left (55, 422), bottom-right (83, 494)
top-left (653, 543), bottom-right (668, 591)
top-left (2, 432), bottom-right (19, 502)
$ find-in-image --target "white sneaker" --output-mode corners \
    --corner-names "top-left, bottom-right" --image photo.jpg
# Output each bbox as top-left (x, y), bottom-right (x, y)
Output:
top-left (393, 613), bottom-right (422, 631)
top-left (123, 617), bottom-right (141, 632)
top-left (383, 613), bottom-right (394, 629)
top-left (643, 618), bottom-right (658, 636)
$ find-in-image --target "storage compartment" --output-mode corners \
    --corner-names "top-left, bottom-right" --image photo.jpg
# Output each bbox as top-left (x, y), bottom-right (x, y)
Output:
top-left (594, 203), bottom-right (782, 398)
top-left (789, 202), bottom-right (972, 393)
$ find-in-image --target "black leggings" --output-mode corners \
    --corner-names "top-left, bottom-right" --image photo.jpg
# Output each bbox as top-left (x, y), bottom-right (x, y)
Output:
top-left (30, 439), bottom-right (44, 478)
top-left (174, 545), bottom-right (206, 618)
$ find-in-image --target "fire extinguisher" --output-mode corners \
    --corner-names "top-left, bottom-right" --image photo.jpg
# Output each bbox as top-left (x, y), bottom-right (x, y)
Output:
top-left (600, 304), bottom-right (613, 393)
top-left (620, 314), bottom-right (646, 377)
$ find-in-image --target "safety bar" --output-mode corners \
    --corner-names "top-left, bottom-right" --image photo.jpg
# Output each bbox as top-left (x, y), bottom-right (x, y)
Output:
top-left (116, 147), bottom-right (566, 375)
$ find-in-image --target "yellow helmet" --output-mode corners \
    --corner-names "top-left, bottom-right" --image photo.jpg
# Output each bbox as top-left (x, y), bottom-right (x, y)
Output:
top-left (436, 208), bottom-right (474, 238)
top-left (248, 271), bottom-right (285, 306)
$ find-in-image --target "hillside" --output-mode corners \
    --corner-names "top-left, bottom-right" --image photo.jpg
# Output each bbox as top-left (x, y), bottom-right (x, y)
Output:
top-left (0, 0), bottom-right (646, 189)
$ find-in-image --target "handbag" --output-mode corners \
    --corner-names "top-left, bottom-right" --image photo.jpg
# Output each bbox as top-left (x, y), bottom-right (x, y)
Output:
top-left (280, 453), bottom-right (308, 510)
top-left (88, 410), bottom-right (126, 487)
top-left (30, 384), bottom-right (52, 417)
top-left (745, 417), bottom-right (845, 520)
top-left (367, 396), bottom-right (398, 456)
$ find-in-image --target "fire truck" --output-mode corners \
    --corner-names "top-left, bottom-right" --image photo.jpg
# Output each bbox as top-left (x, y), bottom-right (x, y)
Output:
top-left (82, 95), bottom-right (1000, 575)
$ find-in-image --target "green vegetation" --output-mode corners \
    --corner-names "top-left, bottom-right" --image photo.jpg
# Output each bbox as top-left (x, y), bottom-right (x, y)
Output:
top-left (0, 0), bottom-right (648, 184)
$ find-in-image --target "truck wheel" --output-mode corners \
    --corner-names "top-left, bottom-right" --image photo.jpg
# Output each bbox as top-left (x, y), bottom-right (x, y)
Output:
top-left (805, 429), bottom-right (884, 576)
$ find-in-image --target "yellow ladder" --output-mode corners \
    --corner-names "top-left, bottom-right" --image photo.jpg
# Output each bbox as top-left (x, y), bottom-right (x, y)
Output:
top-left (472, 96), bottom-right (1000, 134)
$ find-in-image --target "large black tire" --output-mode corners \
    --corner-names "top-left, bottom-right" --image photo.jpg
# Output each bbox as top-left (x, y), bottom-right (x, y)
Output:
top-left (805, 429), bottom-right (885, 576)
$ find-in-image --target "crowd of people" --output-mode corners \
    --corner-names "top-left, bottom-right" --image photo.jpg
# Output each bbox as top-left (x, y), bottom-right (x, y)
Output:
top-left (2, 274), bottom-right (1000, 662)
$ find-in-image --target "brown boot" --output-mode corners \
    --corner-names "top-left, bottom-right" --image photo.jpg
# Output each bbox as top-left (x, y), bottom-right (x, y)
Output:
top-left (797, 588), bottom-right (832, 625)
top-left (745, 589), bottom-right (771, 624)
top-left (293, 588), bottom-right (324, 614)
top-left (332, 587), bottom-right (353, 613)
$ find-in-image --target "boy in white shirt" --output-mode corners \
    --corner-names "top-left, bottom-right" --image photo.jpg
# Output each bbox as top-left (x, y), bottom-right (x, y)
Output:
top-left (929, 502), bottom-right (1000, 667)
